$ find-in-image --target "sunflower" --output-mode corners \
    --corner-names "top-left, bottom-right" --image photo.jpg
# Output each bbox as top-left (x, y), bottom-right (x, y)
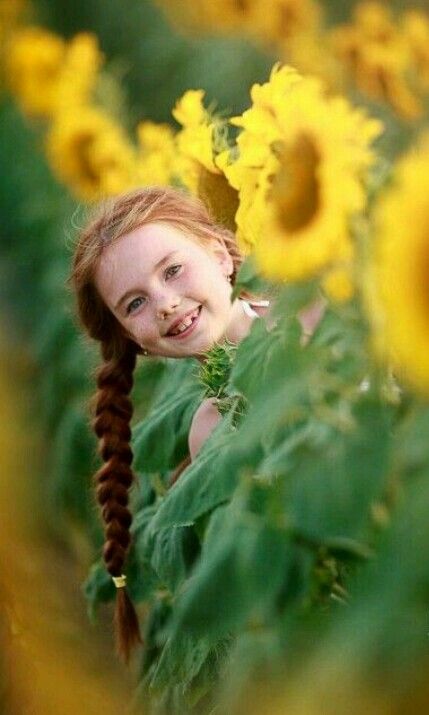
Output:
top-left (402, 10), bottom-right (429, 93)
top-left (284, 31), bottom-right (343, 91)
top-left (172, 89), bottom-right (219, 175)
top-left (172, 89), bottom-right (238, 230)
top-left (155, 0), bottom-right (258, 36)
top-left (54, 33), bottom-right (103, 114)
top-left (5, 26), bottom-right (66, 117)
top-left (253, 0), bottom-right (322, 46)
top-left (6, 27), bottom-right (103, 118)
top-left (155, 0), bottom-right (322, 57)
top-left (0, 0), bottom-right (26, 30)
top-left (364, 134), bottom-right (429, 397)
top-left (136, 121), bottom-right (176, 186)
top-left (329, 2), bottom-right (422, 120)
top-left (46, 107), bottom-right (138, 202)
top-left (322, 265), bottom-right (355, 304)
top-left (222, 64), bottom-right (382, 281)
top-left (0, 0), bottom-right (27, 55)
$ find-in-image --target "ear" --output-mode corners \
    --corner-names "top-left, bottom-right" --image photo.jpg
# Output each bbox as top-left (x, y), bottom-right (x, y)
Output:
top-left (208, 238), bottom-right (233, 278)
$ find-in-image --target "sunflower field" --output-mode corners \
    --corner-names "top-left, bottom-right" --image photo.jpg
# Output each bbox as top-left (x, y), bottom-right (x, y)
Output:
top-left (2, 0), bottom-right (429, 713)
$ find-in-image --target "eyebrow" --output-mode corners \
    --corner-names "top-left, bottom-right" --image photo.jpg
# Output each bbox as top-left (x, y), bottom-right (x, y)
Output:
top-left (114, 251), bottom-right (177, 311)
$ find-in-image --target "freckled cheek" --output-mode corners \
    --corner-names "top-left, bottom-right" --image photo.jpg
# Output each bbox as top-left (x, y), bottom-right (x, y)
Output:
top-left (176, 271), bottom-right (196, 294)
top-left (181, 271), bottom-right (211, 301)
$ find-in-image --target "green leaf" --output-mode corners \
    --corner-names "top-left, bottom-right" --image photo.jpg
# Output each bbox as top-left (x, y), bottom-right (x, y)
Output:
top-left (171, 486), bottom-right (292, 641)
top-left (394, 403), bottom-right (429, 477)
top-left (132, 359), bottom-right (204, 472)
top-left (149, 525), bottom-right (200, 593)
top-left (82, 560), bottom-right (114, 623)
top-left (308, 469), bottom-right (429, 680)
top-left (49, 401), bottom-right (99, 540)
top-left (149, 632), bottom-right (220, 691)
top-left (287, 396), bottom-right (393, 542)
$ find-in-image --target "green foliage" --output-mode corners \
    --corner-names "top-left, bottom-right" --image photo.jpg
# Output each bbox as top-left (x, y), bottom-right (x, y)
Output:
top-left (104, 289), bottom-right (408, 712)
top-left (198, 340), bottom-right (236, 399)
top-left (4, 5), bottom-right (429, 713)
top-left (132, 359), bottom-right (204, 473)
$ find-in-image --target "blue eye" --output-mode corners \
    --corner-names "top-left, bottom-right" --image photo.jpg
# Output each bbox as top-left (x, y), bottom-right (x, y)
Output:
top-left (126, 296), bottom-right (145, 314)
top-left (165, 264), bottom-right (181, 278)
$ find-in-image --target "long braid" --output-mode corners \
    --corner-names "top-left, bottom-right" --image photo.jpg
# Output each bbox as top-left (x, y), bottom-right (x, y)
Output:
top-left (92, 338), bottom-right (142, 663)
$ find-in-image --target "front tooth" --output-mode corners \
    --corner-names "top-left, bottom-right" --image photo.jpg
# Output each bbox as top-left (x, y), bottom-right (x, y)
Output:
top-left (173, 321), bottom-right (189, 335)
top-left (171, 310), bottom-right (199, 335)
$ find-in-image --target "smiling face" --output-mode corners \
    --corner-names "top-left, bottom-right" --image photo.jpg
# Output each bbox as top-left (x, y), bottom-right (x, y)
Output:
top-left (93, 221), bottom-right (240, 359)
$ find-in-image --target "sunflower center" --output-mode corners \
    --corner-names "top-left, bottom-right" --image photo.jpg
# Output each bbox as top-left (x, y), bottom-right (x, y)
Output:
top-left (197, 166), bottom-right (239, 233)
top-left (279, 5), bottom-right (300, 39)
top-left (268, 133), bottom-right (320, 234)
top-left (418, 240), bottom-right (429, 318)
top-left (234, 0), bottom-right (250, 13)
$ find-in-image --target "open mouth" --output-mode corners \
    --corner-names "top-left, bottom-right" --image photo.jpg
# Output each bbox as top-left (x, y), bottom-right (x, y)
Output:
top-left (165, 305), bottom-right (202, 339)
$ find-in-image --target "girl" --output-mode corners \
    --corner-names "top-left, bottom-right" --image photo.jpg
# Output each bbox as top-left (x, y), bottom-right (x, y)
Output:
top-left (69, 184), bottom-right (323, 662)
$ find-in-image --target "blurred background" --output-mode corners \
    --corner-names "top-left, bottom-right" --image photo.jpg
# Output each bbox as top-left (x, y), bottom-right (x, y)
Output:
top-left (2, 0), bottom-right (429, 712)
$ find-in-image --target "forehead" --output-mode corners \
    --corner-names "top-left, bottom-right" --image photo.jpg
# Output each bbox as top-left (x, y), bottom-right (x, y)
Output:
top-left (94, 221), bottom-right (206, 289)
top-left (106, 221), bottom-right (202, 262)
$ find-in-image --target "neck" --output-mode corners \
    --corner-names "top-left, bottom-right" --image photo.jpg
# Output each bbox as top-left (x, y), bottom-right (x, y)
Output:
top-left (224, 297), bottom-right (255, 344)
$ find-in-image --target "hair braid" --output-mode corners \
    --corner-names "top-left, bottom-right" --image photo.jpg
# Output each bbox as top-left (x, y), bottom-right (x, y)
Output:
top-left (92, 339), bottom-right (142, 663)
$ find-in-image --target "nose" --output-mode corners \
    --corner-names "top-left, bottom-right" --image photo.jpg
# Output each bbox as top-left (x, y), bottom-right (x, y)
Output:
top-left (155, 290), bottom-right (181, 321)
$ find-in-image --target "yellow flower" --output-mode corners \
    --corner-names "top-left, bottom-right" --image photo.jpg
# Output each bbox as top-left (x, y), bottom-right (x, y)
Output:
top-left (155, 0), bottom-right (322, 56)
top-left (6, 26), bottom-right (66, 116)
top-left (172, 89), bottom-right (238, 230)
top-left (0, 0), bottom-right (27, 53)
top-left (172, 89), bottom-right (218, 174)
top-left (46, 107), bottom-right (138, 202)
top-left (223, 64), bottom-right (382, 281)
top-left (0, 0), bottom-right (26, 28)
top-left (253, 0), bottom-right (322, 46)
top-left (322, 266), bottom-right (355, 303)
top-left (329, 2), bottom-right (422, 120)
top-left (54, 33), bottom-right (103, 114)
top-left (155, 0), bottom-right (257, 35)
top-left (172, 89), bottom-right (207, 127)
top-left (5, 27), bottom-right (103, 118)
top-left (365, 134), bottom-right (429, 397)
top-left (136, 121), bottom-right (176, 186)
top-left (284, 31), bottom-right (343, 91)
top-left (402, 10), bottom-right (429, 92)
top-left (353, 1), bottom-right (393, 39)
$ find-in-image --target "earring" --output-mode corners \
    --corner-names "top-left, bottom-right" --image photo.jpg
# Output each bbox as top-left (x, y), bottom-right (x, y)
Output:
top-left (141, 347), bottom-right (148, 356)
top-left (227, 274), bottom-right (232, 283)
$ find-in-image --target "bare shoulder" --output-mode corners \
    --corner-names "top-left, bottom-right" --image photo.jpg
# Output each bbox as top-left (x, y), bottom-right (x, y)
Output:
top-left (249, 303), bottom-right (270, 318)
top-left (188, 397), bottom-right (222, 461)
top-left (248, 298), bottom-right (277, 330)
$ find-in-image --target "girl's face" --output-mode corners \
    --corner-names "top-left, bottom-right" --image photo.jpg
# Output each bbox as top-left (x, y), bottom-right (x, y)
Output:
top-left (94, 221), bottom-right (238, 359)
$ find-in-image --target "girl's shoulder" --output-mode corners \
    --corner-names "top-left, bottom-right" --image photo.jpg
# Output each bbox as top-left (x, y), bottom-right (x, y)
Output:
top-left (188, 397), bottom-right (222, 461)
top-left (240, 298), bottom-right (271, 319)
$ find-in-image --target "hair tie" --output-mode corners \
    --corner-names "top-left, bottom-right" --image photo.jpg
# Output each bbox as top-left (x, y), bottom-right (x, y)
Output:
top-left (112, 574), bottom-right (127, 588)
